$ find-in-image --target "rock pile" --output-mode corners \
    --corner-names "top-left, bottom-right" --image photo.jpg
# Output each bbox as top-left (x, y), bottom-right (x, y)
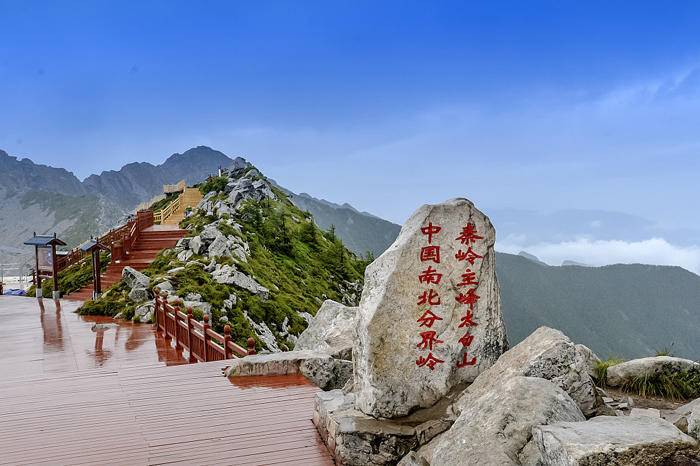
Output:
top-left (221, 196), bottom-right (700, 465)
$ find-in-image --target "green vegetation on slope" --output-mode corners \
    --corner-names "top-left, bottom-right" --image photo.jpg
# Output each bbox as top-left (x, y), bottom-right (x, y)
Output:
top-left (80, 167), bottom-right (370, 351)
top-left (27, 252), bottom-right (109, 298)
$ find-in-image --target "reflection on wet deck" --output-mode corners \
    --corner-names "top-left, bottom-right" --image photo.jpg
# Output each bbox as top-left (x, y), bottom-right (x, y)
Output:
top-left (0, 296), bottom-right (187, 378)
top-left (0, 296), bottom-right (333, 465)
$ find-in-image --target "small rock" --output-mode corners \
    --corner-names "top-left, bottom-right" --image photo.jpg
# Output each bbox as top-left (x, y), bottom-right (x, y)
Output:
top-left (184, 293), bottom-right (201, 302)
top-left (177, 249), bottom-right (193, 262)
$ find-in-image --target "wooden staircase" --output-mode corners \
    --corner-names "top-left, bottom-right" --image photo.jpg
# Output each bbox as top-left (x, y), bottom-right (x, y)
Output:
top-left (64, 225), bottom-right (186, 302)
top-left (162, 188), bottom-right (202, 225)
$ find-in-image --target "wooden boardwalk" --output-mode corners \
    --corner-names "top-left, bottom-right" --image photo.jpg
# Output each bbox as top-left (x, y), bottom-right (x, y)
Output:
top-left (0, 297), bottom-right (333, 465)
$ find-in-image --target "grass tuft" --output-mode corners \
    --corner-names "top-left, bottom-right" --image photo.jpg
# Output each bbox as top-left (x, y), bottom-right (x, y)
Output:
top-left (621, 369), bottom-right (700, 401)
top-left (593, 358), bottom-right (625, 387)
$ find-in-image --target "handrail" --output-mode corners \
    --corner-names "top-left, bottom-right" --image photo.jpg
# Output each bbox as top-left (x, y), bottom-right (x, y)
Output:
top-left (54, 210), bottom-right (155, 273)
top-left (154, 194), bottom-right (182, 224)
top-left (153, 290), bottom-right (256, 362)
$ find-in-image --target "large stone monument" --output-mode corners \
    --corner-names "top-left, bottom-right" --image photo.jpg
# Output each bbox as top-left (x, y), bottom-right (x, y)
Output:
top-left (353, 198), bottom-right (508, 418)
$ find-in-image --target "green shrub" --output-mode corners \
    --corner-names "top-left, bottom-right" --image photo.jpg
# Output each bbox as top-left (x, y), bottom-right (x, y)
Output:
top-left (199, 176), bottom-right (228, 195)
top-left (621, 369), bottom-right (700, 401)
top-left (593, 358), bottom-right (625, 387)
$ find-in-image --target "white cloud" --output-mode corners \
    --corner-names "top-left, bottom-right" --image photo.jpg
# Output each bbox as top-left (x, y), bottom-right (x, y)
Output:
top-left (497, 237), bottom-right (700, 274)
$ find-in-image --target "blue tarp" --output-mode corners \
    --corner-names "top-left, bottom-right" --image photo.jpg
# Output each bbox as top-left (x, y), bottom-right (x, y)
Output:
top-left (2, 289), bottom-right (27, 296)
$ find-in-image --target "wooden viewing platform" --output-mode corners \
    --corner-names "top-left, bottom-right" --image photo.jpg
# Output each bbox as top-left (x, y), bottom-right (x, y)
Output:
top-left (0, 297), bottom-right (333, 465)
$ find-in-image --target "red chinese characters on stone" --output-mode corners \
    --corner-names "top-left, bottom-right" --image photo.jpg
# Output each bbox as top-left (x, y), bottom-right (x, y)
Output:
top-left (458, 332), bottom-right (474, 347)
top-left (418, 266), bottom-right (443, 285)
top-left (417, 289), bottom-right (441, 306)
top-left (458, 309), bottom-right (477, 328)
top-left (421, 222), bottom-right (442, 244)
top-left (455, 288), bottom-right (480, 309)
top-left (417, 330), bottom-right (444, 351)
top-left (420, 245), bottom-right (441, 264)
top-left (458, 268), bottom-right (479, 287)
top-left (417, 309), bottom-right (443, 328)
top-left (455, 247), bottom-right (483, 265)
top-left (456, 352), bottom-right (477, 368)
top-left (456, 222), bottom-right (484, 245)
top-left (416, 352), bottom-right (445, 370)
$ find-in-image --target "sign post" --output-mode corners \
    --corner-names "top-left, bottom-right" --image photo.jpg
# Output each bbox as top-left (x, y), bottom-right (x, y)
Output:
top-left (80, 238), bottom-right (110, 300)
top-left (24, 233), bottom-right (66, 300)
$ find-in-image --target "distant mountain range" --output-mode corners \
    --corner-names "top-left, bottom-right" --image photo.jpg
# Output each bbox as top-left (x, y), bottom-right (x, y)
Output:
top-left (0, 146), bottom-right (398, 265)
top-left (498, 253), bottom-right (700, 360)
top-left (1, 146), bottom-right (698, 360)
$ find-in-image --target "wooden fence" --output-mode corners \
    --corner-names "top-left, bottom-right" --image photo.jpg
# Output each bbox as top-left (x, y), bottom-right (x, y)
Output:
top-left (154, 291), bottom-right (256, 362)
top-left (54, 210), bottom-right (154, 272)
top-left (153, 194), bottom-right (181, 224)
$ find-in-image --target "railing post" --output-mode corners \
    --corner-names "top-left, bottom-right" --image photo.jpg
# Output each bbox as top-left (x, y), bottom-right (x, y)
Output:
top-left (162, 291), bottom-right (170, 339)
top-left (187, 308), bottom-right (196, 363)
top-left (153, 288), bottom-right (161, 329)
top-left (173, 306), bottom-right (181, 350)
top-left (223, 325), bottom-right (232, 360)
top-left (247, 337), bottom-right (257, 356)
top-left (202, 314), bottom-right (211, 362)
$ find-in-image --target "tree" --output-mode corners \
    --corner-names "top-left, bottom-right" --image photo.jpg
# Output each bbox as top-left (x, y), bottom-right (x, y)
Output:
top-left (299, 220), bottom-right (318, 246)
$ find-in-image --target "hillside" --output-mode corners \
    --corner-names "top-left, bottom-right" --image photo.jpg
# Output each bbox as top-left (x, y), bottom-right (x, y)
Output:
top-left (497, 252), bottom-right (700, 360)
top-left (81, 165), bottom-right (369, 351)
top-left (285, 191), bottom-right (401, 257)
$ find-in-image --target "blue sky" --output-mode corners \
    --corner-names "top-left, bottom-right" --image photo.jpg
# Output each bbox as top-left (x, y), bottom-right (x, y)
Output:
top-left (2, 1), bottom-right (700, 269)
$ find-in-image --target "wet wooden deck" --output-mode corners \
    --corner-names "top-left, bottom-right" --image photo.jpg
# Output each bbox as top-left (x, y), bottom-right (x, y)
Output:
top-left (0, 297), bottom-right (333, 465)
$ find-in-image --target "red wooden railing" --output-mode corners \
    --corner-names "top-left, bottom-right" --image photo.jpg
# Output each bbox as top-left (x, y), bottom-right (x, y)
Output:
top-left (154, 290), bottom-right (256, 362)
top-left (55, 210), bottom-right (155, 271)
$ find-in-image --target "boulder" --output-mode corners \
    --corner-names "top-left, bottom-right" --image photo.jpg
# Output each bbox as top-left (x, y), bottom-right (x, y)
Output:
top-left (690, 402), bottom-right (700, 440)
top-left (200, 224), bottom-right (222, 242)
top-left (315, 389), bottom-right (458, 466)
top-left (301, 357), bottom-right (354, 391)
top-left (575, 343), bottom-right (601, 379)
top-left (122, 266), bottom-right (150, 290)
top-left (421, 377), bottom-right (585, 466)
top-left (225, 350), bottom-right (341, 390)
top-left (184, 292), bottom-right (201, 302)
top-left (189, 235), bottom-right (204, 255)
top-left (354, 198), bottom-right (508, 418)
top-left (212, 265), bottom-right (269, 298)
top-left (231, 244), bottom-right (248, 262)
top-left (294, 299), bottom-right (357, 359)
top-left (153, 280), bottom-right (173, 293)
top-left (666, 398), bottom-right (700, 437)
top-left (134, 303), bottom-right (154, 323)
top-left (606, 356), bottom-right (700, 387)
top-left (454, 326), bottom-right (598, 417)
top-left (184, 300), bottom-right (211, 318)
top-left (175, 237), bottom-right (190, 249)
top-left (244, 311), bottom-right (280, 352)
top-left (128, 287), bottom-right (149, 303)
top-left (208, 235), bottom-right (231, 258)
top-left (533, 415), bottom-right (700, 465)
